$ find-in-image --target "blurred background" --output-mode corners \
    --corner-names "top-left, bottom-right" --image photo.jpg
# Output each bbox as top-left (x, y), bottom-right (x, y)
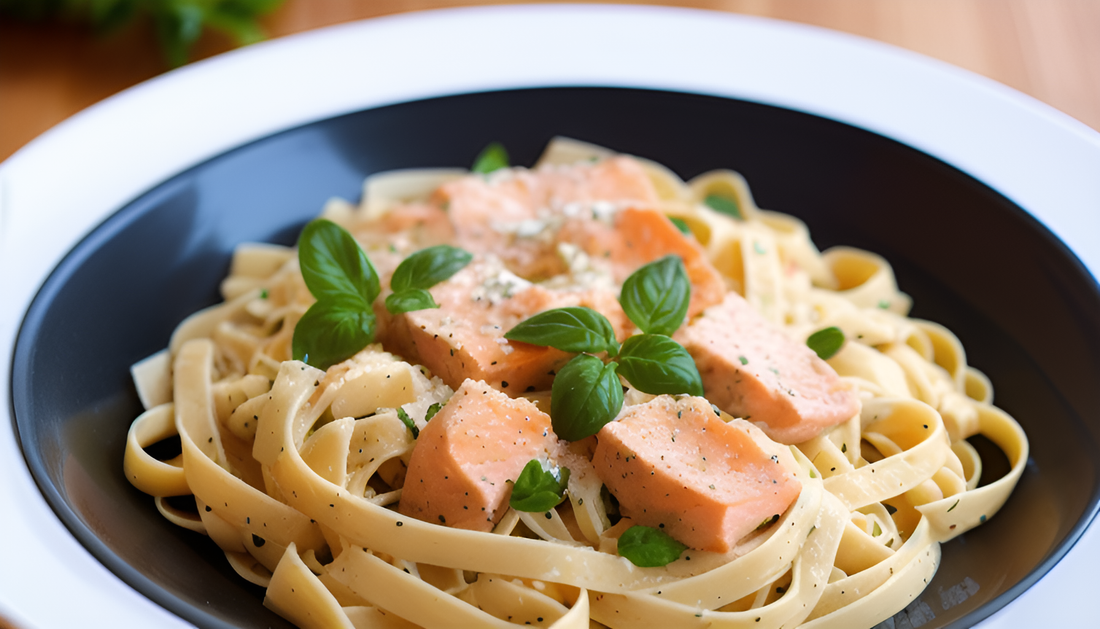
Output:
top-left (1, 0), bottom-right (1099, 163)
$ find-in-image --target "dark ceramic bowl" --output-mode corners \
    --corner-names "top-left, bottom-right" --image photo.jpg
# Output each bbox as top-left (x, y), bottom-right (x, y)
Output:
top-left (12, 87), bottom-right (1100, 629)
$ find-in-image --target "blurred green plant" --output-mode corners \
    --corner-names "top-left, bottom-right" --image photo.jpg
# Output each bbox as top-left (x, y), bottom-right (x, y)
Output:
top-left (0, 0), bottom-right (285, 67)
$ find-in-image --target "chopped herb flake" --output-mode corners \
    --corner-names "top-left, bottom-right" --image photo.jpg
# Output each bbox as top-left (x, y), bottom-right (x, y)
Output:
top-left (425, 402), bottom-right (443, 422)
top-left (396, 408), bottom-right (419, 439)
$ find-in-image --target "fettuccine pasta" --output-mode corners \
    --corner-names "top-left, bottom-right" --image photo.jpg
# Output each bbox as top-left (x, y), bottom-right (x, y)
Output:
top-left (125, 138), bottom-right (1027, 629)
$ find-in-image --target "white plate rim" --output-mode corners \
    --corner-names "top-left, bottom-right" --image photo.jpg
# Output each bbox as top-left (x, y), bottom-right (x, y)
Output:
top-left (1, 4), bottom-right (1098, 628)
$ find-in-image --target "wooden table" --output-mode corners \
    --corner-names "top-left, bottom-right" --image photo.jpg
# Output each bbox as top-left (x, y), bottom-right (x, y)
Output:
top-left (2, 0), bottom-right (1098, 163)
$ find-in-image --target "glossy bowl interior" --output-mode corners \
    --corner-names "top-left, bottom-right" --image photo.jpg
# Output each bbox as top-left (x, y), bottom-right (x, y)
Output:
top-left (12, 87), bottom-right (1100, 629)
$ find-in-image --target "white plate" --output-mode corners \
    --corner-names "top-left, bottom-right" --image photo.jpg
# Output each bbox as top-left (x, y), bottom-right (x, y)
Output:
top-left (1, 5), bottom-right (1098, 628)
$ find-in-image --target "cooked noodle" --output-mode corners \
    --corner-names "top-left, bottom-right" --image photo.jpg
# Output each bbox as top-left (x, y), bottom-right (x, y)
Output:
top-left (125, 138), bottom-right (1027, 629)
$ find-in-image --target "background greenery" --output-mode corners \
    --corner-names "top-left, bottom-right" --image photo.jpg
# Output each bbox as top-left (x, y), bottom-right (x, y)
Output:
top-left (0, 0), bottom-right (284, 66)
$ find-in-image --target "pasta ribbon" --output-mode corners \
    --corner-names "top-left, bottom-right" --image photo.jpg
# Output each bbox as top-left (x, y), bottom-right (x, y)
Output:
top-left (125, 139), bottom-right (1028, 629)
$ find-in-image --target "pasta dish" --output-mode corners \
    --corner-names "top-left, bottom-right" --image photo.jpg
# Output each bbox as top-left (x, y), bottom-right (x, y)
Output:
top-left (124, 138), bottom-right (1028, 628)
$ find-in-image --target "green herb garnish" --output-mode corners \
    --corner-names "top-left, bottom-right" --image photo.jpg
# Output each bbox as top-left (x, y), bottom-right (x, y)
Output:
top-left (669, 217), bottom-right (692, 235)
top-left (425, 402), bottom-right (443, 422)
top-left (291, 294), bottom-right (377, 371)
top-left (508, 459), bottom-right (570, 512)
top-left (704, 193), bottom-right (742, 220)
top-left (292, 219), bottom-right (380, 370)
top-left (807, 326), bottom-right (845, 360)
top-left (872, 521), bottom-right (882, 537)
top-left (616, 334), bottom-right (703, 396)
top-left (506, 255), bottom-right (703, 441)
top-left (504, 306), bottom-right (619, 355)
top-left (619, 255), bottom-right (691, 337)
top-left (385, 245), bottom-right (473, 314)
top-left (471, 142), bottom-right (510, 174)
top-left (617, 525), bottom-right (687, 567)
top-left (550, 355), bottom-right (624, 441)
top-left (396, 408), bottom-right (418, 439)
top-left (384, 288), bottom-right (437, 314)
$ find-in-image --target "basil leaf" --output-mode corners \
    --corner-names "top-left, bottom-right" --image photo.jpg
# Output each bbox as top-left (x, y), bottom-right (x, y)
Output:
top-left (298, 219), bottom-right (380, 307)
top-left (472, 142), bottom-right (510, 174)
top-left (616, 334), bottom-right (703, 396)
top-left (617, 525), bottom-right (687, 567)
top-left (385, 288), bottom-right (439, 314)
top-left (509, 459), bottom-right (571, 512)
top-left (620, 255), bottom-right (691, 336)
top-left (550, 354), bottom-right (624, 441)
top-left (396, 408), bottom-right (419, 439)
top-left (291, 296), bottom-right (377, 370)
top-left (807, 326), bottom-right (845, 360)
top-left (504, 307), bottom-right (619, 355)
top-left (669, 217), bottom-right (691, 235)
top-left (704, 193), bottom-right (742, 220)
top-left (390, 244), bottom-right (473, 293)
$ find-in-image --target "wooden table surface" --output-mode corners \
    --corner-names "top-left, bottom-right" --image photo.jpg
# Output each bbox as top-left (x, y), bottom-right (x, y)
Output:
top-left (2, 0), bottom-right (1099, 163)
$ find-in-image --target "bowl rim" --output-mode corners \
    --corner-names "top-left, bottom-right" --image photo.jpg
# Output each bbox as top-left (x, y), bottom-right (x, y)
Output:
top-left (2, 5), bottom-right (1100, 628)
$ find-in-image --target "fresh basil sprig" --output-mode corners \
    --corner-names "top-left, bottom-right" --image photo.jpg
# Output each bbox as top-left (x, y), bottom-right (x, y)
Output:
top-left (550, 355), bottom-right (624, 441)
top-left (509, 459), bottom-right (571, 512)
top-left (704, 193), bottom-right (743, 220)
top-left (298, 218), bottom-right (379, 304)
top-left (504, 307), bottom-right (619, 355)
top-left (472, 142), bottom-right (510, 174)
top-left (292, 220), bottom-right (380, 370)
top-left (505, 255), bottom-right (703, 441)
top-left (617, 525), bottom-right (688, 567)
top-left (620, 255), bottom-right (691, 337)
top-left (292, 294), bottom-right (377, 371)
top-left (807, 326), bottom-right (845, 360)
top-left (385, 245), bottom-right (473, 314)
top-left (616, 334), bottom-right (704, 396)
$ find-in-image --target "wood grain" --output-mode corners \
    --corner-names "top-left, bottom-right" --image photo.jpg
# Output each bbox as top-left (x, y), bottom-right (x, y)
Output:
top-left (2, 0), bottom-right (1098, 162)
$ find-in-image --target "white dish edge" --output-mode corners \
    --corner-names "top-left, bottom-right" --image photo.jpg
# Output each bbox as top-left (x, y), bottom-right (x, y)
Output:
top-left (1, 5), bottom-right (1098, 627)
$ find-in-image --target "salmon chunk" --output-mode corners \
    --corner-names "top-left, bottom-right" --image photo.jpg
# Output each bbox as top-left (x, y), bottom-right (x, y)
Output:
top-left (433, 157), bottom-right (660, 280)
top-left (377, 261), bottom-right (576, 393)
top-left (560, 206), bottom-right (727, 319)
top-left (398, 379), bottom-right (560, 530)
top-left (594, 396), bottom-right (801, 553)
top-left (675, 293), bottom-right (860, 444)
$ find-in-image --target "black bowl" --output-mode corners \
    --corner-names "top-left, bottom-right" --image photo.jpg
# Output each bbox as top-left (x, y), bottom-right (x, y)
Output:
top-left (12, 87), bottom-right (1100, 629)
